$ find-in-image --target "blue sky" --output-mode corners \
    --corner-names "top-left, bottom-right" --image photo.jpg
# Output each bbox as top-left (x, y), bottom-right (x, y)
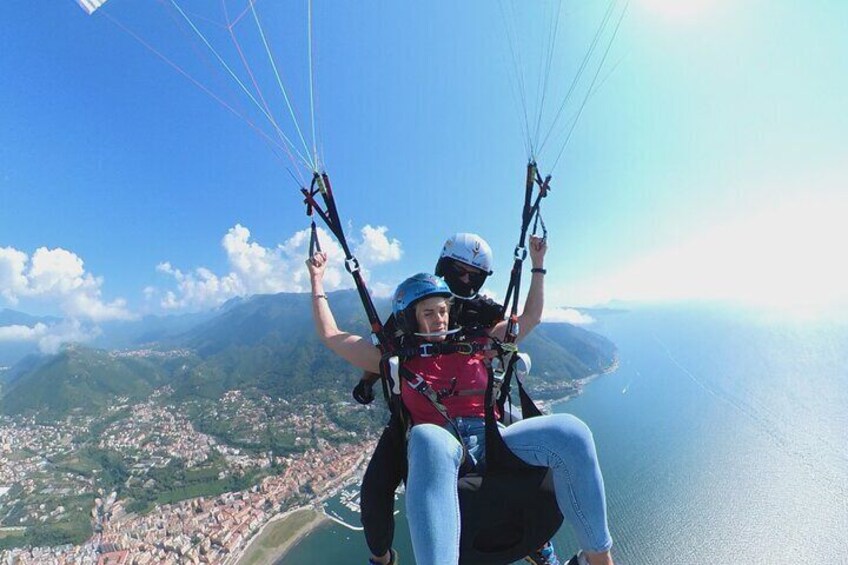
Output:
top-left (2, 1), bottom-right (848, 348)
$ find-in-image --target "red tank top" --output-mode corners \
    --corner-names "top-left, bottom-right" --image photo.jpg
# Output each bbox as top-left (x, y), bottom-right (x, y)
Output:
top-left (401, 340), bottom-right (491, 426)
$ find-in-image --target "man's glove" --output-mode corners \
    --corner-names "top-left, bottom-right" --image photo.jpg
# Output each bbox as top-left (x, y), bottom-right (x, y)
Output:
top-left (353, 375), bottom-right (376, 405)
top-left (467, 295), bottom-right (504, 328)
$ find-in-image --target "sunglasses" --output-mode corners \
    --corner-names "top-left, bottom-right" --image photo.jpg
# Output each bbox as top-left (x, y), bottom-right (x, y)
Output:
top-left (449, 261), bottom-right (486, 279)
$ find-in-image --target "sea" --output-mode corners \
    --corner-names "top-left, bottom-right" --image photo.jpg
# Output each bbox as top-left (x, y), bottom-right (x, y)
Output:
top-left (279, 305), bottom-right (848, 564)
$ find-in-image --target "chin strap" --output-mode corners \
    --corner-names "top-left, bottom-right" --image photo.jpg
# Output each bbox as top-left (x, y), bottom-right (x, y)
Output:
top-left (413, 328), bottom-right (462, 338)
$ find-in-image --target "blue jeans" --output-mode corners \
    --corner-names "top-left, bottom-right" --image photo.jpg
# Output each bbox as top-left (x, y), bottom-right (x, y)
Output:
top-left (405, 415), bottom-right (612, 565)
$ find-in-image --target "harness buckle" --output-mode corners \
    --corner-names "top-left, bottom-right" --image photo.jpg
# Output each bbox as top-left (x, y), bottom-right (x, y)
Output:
top-left (513, 245), bottom-right (527, 261)
top-left (508, 321), bottom-right (520, 339)
top-left (344, 257), bottom-right (360, 273)
top-left (409, 374), bottom-right (429, 394)
top-left (499, 342), bottom-right (519, 354)
top-left (490, 362), bottom-right (505, 408)
top-left (437, 377), bottom-right (458, 399)
top-left (419, 343), bottom-right (435, 357)
top-left (455, 342), bottom-right (474, 355)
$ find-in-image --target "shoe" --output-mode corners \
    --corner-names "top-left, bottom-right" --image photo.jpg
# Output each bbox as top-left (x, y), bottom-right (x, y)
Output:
top-left (565, 551), bottom-right (590, 565)
top-left (368, 548), bottom-right (398, 565)
top-left (526, 542), bottom-right (562, 565)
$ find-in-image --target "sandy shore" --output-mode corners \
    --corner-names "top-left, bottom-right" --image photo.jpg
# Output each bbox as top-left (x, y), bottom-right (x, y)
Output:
top-left (235, 444), bottom-right (373, 565)
top-left (235, 507), bottom-right (329, 565)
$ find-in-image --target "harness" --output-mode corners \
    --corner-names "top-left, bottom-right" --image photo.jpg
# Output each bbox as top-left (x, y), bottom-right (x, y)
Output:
top-left (382, 332), bottom-right (561, 565)
top-left (393, 336), bottom-right (496, 432)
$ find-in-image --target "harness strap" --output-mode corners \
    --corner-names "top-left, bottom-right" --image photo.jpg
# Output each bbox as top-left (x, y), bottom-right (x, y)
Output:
top-left (398, 362), bottom-right (470, 466)
top-left (398, 364), bottom-right (453, 423)
top-left (308, 220), bottom-right (322, 256)
top-left (302, 172), bottom-right (387, 345)
top-left (390, 340), bottom-right (496, 360)
top-left (454, 388), bottom-right (487, 397)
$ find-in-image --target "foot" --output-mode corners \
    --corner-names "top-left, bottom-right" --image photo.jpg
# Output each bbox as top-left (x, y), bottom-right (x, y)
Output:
top-left (368, 548), bottom-right (398, 565)
top-left (526, 541), bottom-right (562, 565)
top-left (567, 551), bottom-right (612, 565)
top-left (565, 551), bottom-right (590, 565)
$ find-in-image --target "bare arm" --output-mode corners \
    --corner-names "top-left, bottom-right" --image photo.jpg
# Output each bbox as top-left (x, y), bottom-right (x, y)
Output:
top-left (307, 252), bottom-right (381, 374)
top-left (489, 235), bottom-right (547, 343)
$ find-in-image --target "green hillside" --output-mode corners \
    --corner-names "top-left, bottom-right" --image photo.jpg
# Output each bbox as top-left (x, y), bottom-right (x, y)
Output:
top-left (0, 347), bottom-right (191, 418)
top-left (167, 291), bottom-right (373, 401)
top-left (0, 291), bottom-right (616, 420)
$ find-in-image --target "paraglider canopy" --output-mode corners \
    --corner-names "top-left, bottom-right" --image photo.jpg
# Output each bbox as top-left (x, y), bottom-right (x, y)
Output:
top-left (76, 0), bottom-right (108, 16)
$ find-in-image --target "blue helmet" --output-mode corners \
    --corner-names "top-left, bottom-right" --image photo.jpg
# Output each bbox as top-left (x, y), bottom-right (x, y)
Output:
top-left (392, 273), bottom-right (453, 335)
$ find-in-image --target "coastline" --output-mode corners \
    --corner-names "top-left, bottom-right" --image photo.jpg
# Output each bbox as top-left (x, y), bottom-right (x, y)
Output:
top-left (235, 449), bottom-right (371, 565)
top-left (542, 353), bottom-right (620, 413)
top-left (235, 507), bottom-right (328, 565)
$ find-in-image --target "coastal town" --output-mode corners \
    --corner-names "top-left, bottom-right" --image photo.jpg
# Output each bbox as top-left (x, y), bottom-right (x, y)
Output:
top-left (0, 391), bottom-right (379, 564)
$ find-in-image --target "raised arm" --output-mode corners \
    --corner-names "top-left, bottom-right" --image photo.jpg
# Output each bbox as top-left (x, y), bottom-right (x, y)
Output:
top-left (490, 235), bottom-right (547, 343)
top-left (307, 252), bottom-right (381, 374)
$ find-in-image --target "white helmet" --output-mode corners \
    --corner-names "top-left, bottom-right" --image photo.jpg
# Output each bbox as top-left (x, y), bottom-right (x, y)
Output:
top-left (437, 233), bottom-right (493, 274)
top-left (435, 233), bottom-right (493, 299)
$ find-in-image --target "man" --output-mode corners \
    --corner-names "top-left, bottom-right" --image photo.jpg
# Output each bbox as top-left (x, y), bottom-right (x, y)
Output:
top-left (356, 232), bottom-right (557, 565)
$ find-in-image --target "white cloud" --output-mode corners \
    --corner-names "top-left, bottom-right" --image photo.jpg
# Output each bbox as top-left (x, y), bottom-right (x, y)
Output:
top-left (0, 323), bottom-right (49, 342)
top-left (0, 320), bottom-right (100, 354)
top-left (36, 320), bottom-right (100, 355)
top-left (542, 307), bottom-right (595, 325)
top-left (354, 225), bottom-right (403, 265)
top-left (0, 247), bottom-right (29, 304)
top-left (370, 282), bottom-right (396, 299)
top-left (155, 223), bottom-right (403, 311)
top-left (0, 246), bottom-right (133, 322)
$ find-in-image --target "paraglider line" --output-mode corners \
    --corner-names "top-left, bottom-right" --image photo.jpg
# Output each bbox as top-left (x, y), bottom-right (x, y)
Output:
top-left (532, 0), bottom-right (563, 152)
top-left (538, 0), bottom-right (619, 156)
top-left (229, 0), bottom-right (267, 29)
top-left (308, 0), bottom-right (319, 169)
top-left (498, 0), bottom-right (534, 158)
top-left (550, 0), bottom-right (628, 173)
top-left (167, 0), bottom-right (315, 171)
top-left (222, 1), bottom-right (307, 186)
top-left (247, 0), bottom-right (317, 172)
top-left (101, 10), bottom-right (291, 167)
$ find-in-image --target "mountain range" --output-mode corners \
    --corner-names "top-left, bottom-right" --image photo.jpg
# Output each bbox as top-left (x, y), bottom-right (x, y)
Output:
top-left (0, 292), bottom-right (617, 420)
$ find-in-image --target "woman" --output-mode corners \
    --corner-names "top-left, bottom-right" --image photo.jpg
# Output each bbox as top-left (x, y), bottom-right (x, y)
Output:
top-left (307, 252), bottom-right (614, 565)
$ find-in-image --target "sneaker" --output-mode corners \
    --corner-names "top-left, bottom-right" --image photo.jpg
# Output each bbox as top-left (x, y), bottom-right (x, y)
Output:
top-left (526, 542), bottom-right (562, 565)
top-left (368, 548), bottom-right (398, 565)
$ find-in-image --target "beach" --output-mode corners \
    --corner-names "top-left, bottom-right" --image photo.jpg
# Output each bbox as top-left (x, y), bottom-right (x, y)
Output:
top-left (236, 507), bottom-right (328, 565)
top-left (234, 444), bottom-right (373, 565)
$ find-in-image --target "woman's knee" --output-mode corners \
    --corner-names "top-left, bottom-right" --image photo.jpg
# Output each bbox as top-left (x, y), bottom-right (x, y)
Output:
top-left (407, 424), bottom-right (463, 469)
top-left (545, 414), bottom-right (598, 463)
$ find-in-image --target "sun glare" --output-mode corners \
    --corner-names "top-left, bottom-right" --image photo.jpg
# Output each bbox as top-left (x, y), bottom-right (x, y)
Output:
top-left (638, 0), bottom-right (717, 21)
top-left (572, 192), bottom-right (848, 318)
